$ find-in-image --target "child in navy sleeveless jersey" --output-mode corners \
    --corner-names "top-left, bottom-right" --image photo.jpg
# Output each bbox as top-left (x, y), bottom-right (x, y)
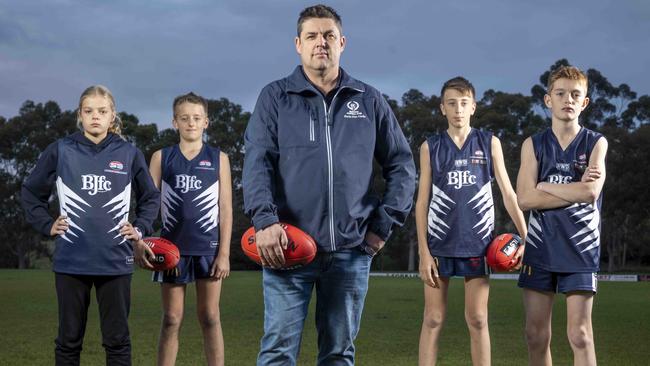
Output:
top-left (21, 85), bottom-right (160, 365)
top-left (415, 77), bottom-right (527, 365)
top-left (145, 92), bottom-right (232, 366)
top-left (516, 66), bottom-right (607, 365)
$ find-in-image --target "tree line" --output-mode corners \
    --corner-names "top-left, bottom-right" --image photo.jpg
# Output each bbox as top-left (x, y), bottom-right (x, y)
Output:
top-left (1, 59), bottom-right (648, 271)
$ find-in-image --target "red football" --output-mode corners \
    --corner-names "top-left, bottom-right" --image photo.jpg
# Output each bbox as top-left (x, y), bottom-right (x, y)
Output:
top-left (486, 233), bottom-right (522, 271)
top-left (142, 237), bottom-right (180, 271)
top-left (241, 223), bottom-right (317, 269)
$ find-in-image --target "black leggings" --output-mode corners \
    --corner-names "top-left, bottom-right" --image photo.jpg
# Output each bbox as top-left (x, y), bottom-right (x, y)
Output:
top-left (54, 273), bottom-right (132, 366)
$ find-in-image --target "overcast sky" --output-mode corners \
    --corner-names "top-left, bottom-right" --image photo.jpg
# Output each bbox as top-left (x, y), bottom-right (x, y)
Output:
top-left (1, 1), bottom-right (648, 127)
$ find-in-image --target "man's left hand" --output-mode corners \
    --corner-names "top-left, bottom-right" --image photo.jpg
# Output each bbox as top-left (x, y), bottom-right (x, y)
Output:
top-left (365, 231), bottom-right (385, 255)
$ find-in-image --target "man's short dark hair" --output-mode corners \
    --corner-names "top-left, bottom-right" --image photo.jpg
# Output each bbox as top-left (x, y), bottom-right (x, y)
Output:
top-left (297, 4), bottom-right (342, 37)
top-left (173, 92), bottom-right (208, 116)
top-left (440, 77), bottom-right (476, 100)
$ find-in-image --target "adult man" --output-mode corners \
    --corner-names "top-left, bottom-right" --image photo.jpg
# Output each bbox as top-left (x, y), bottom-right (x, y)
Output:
top-left (242, 4), bottom-right (415, 366)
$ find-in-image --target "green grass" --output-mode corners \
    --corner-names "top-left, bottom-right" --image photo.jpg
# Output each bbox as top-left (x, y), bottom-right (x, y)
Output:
top-left (1, 270), bottom-right (649, 365)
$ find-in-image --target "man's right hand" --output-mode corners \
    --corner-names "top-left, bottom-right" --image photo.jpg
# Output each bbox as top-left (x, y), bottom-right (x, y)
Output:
top-left (255, 223), bottom-right (288, 269)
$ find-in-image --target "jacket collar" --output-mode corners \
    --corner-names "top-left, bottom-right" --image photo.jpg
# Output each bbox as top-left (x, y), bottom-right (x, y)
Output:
top-left (286, 65), bottom-right (366, 94)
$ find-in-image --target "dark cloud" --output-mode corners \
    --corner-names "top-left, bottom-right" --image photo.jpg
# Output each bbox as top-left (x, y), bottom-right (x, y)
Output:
top-left (1, 0), bottom-right (648, 126)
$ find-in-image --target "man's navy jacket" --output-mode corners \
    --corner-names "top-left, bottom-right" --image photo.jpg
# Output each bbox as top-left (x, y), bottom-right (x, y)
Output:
top-left (243, 66), bottom-right (416, 252)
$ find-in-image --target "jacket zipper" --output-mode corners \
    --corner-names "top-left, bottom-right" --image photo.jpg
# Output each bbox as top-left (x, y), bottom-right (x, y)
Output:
top-left (319, 86), bottom-right (363, 251)
top-left (309, 115), bottom-right (315, 142)
top-left (323, 89), bottom-right (344, 251)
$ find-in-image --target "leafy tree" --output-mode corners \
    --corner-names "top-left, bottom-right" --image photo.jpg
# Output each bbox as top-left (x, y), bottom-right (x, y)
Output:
top-left (0, 101), bottom-right (77, 268)
top-left (120, 111), bottom-right (163, 161)
top-left (1, 61), bottom-right (649, 272)
top-left (474, 91), bottom-right (545, 241)
top-left (204, 98), bottom-right (253, 269)
top-left (389, 90), bottom-right (444, 270)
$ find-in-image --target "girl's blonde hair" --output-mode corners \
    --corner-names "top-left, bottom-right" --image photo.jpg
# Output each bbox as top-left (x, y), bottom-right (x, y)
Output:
top-left (77, 85), bottom-right (124, 137)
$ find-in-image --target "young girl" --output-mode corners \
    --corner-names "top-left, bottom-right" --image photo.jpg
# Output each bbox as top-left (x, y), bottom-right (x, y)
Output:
top-left (21, 85), bottom-right (160, 365)
top-left (144, 92), bottom-right (232, 366)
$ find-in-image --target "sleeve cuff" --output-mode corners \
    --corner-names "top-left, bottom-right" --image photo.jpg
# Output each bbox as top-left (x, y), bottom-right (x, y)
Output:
top-left (40, 220), bottom-right (54, 237)
top-left (253, 215), bottom-right (280, 232)
top-left (369, 221), bottom-right (392, 242)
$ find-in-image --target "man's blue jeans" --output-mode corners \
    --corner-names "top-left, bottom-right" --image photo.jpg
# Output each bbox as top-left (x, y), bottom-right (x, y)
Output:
top-left (257, 246), bottom-right (372, 366)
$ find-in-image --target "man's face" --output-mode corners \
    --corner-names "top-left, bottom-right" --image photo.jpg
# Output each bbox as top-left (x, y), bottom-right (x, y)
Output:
top-left (440, 89), bottom-right (476, 129)
top-left (544, 78), bottom-right (589, 123)
top-left (295, 17), bottom-right (345, 74)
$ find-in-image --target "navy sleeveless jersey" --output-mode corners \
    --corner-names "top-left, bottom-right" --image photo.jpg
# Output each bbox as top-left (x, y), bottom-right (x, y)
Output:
top-left (160, 144), bottom-right (221, 255)
top-left (426, 129), bottom-right (495, 257)
top-left (524, 127), bottom-right (604, 272)
top-left (54, 138), bottom-right (137, 275)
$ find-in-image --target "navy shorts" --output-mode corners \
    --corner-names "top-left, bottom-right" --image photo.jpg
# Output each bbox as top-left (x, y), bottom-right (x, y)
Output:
top-left (152, 255), bottom-right (216, 284)
top-left (433, 255), bottom-right (490, 277)
top-left (518, 264), bottom-right (597, 293)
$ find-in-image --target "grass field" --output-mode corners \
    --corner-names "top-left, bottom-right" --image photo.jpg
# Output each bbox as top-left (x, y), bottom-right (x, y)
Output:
top-left (1, 270), bottom-right (649, 365)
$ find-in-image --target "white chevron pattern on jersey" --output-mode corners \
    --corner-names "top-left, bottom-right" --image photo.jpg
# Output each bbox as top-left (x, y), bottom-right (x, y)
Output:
top-left (193, 180), bottom-right (220, 233)
top-left (427, 183), bottom-right (454, 240)
top-left (56, 177), bottom-right (91, 243)
top-left (104, 183), bottom-right (132, 244)
top-left (161, 180), bottom-right (182, 232)
top-left (468, 182), bottom-right (494, 240)
top-left (568, 203), bottom-right (601, 253)
top-left (526, 213), bottom-right (542, 248)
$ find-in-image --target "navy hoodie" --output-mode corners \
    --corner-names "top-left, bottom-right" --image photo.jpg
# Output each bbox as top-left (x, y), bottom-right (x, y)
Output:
top-left (21, 131), bottom-right (160, 275)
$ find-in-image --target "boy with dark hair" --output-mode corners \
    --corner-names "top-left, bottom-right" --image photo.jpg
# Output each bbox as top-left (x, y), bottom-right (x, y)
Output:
top-left (415, 76), bottom-right (526, 365)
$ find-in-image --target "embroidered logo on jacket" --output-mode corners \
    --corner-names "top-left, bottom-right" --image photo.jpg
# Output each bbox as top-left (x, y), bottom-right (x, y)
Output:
top-left (344, 101), bottom-right (367, 119)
